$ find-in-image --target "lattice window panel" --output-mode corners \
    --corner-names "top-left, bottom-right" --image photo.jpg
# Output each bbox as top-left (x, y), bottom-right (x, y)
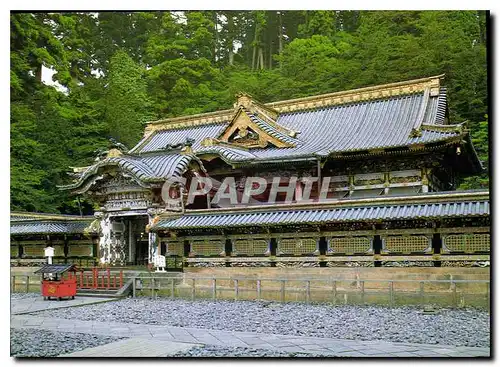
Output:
top-left (191, 239), bottom-right (225, 256)
top-left (166, 241), bottom-right (184, 256)
top-left (329, 237), bottom-right (370, 254)
top-left (384, 236), bottom-right (429, 254)
top-left (278, 238), bottom-right (317, 255)
top-left (444, 234), bottom-right (490, 253)
top-left (22, 246), bottom-right (44, 257)
top-left (11, 246), bottom-right (19, 257)
top-left (53, 245), bottom-right (65, 257)
top-left (68, 245), bottom-right (93, 257)
top-left (233, 238), bottom-right (269, 255)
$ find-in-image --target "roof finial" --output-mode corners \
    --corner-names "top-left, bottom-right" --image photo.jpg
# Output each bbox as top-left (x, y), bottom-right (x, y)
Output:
top-left (235, 92), bottom-right (253, 109)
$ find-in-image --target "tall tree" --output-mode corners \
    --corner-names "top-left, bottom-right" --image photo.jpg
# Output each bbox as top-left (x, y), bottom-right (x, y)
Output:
top-left (104, 50), bottom-right (154, 147)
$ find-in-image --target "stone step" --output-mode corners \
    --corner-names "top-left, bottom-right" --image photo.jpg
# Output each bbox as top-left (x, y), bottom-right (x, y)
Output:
top-left (76, 292), bottom-right (124, 298)
top-left (77, 289), bottom-right (123, 298)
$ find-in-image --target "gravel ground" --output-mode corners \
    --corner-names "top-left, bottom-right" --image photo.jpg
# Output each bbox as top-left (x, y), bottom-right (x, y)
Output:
top-left (31, 298), bottom-right (490, 348)
top-left (172, 346), bottom-right (321, 357)
top-left (10, 292), bottom-right (39, 300)
top-left (10, 328), bottom-right (124, 357)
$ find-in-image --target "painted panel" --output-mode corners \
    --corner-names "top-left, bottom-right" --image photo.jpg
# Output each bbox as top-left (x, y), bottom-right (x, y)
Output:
top-left (191, 239), bottom-right (225, 256)
top-left (233, 238), bottom-right (269, 256)
top-left (22, 245), bottom-right (44, 257)
top-left (166, 240), bottom-right (184, 257)
top-left (53, 245), bottom-right (65, 257)
top-left (444, 234), bottom-right (490, 253)
top-left (384, 235), bottom-right (430, 254)
top-left (278, 238), bottom-right (317, 256)
top-left (329, 237), bottom-right (371, 255)
top-left (68, 244), bottom-right (93, 257)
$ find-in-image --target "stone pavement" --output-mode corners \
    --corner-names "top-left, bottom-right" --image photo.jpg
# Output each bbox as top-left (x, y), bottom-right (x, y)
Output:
top-left (61, 338), bottom-right (201, 357)
top-left (11, 314), bottom-right (490, 357)
top-left (11, 296), bottom-right (115, 315)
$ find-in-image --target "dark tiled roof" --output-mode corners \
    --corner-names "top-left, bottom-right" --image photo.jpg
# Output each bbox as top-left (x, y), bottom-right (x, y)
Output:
top-left (60, 153), bottom-right (196, 190)
top-left (34, 264), bottom-right (77, 274)
top-left (10, 212), bottom-right (94, 222)
top-left (152, 192), bottom-right (489, 231)
top-left (196, 145), bottom-right (257, 162)
top-left (131, 123), bottom-right (227, 153)
top-left (11, 220), bottom-right (94, 235)
top-left (133, 91), bottom-right (462, 162)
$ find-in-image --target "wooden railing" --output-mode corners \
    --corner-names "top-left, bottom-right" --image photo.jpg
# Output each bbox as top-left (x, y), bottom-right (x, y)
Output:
top-left (127, 274), bottom-right (490, 309)
top-left (11, 268), bottom-right (123, 292)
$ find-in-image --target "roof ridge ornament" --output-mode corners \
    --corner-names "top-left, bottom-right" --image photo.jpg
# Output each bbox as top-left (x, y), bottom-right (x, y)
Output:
top-left (217, 106), bottom-right (296, 149)
top-left (160, 137), bottom-right (195, 152)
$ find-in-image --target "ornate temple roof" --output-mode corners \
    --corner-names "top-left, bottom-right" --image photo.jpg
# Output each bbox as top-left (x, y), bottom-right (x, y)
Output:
top-left (129, 75), bottom-right (478, 167)
top-left (60, 152), bottom-right (205, 193)
top-left (62, 75), bottom-right (482, 193)
top-left (10, 212), bottom-right (96, 235)
top-left (151, 190), bottom-right (489, 231)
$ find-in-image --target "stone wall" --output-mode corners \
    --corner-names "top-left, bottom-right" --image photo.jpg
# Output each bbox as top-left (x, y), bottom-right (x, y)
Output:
top-left (184, 266), bottom-right (490, 281)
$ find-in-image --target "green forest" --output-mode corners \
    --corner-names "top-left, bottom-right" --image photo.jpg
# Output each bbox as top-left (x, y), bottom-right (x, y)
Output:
top-left (10, 11), bottom-right (489, 214)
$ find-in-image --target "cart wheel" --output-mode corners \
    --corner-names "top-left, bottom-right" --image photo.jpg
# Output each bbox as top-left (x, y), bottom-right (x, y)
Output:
top-left (71, 296), bottom-right (75, 300)
top-left (57, 297), bottom-right (61, 301)
top-left (43, 297), bottom-right (47, 301)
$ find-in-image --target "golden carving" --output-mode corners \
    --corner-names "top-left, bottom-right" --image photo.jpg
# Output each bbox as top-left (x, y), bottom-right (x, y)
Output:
top-left (181, 146), bottom-right (193, 154)
top-left (218, 108), bottom-right (295, 149)
top-left (200, 137), bottom-right (219, 147)
top-left (106, 148), bottom-right (123, 158)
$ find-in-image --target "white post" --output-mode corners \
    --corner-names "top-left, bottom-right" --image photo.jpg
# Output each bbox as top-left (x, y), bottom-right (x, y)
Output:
top-left (44, 246), bottom-right (54, 265)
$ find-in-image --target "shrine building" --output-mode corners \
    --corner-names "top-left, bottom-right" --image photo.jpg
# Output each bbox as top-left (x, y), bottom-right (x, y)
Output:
top-left (10, 75), bottom-right (490, 268)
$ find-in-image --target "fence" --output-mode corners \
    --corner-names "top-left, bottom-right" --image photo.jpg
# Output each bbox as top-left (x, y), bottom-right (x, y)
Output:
top-left (129, 274), bottom-right (490, 309)
top-left (11, 271), bottom-right (489, 309)
top-left (11, 268), bottom-right (124, 293)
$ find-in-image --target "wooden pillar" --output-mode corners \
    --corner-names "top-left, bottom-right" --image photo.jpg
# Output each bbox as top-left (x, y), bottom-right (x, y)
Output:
top-left (384, 172), bottom-right (390, 195)
top-left (128, 220), bottom-right (133, 264)
top-left (63, 235), bottom-right (69, 260)
top-left (18, 239), bottom-right (23, 260)
top-left (270, 238), bottom-right (277, 267)
top-left (433, 233), bottom-right (442, 267)
top-left (225, 239), bottom-right (232, 267)
top-left (373, 235), bottom-right (382, 267)
top-left (421, 168), bottom-right (429, 193)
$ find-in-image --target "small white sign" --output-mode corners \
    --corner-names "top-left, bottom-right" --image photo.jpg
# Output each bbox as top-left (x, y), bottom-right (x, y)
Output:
top-left (158, 255), bottom-right (166, 268)
top-left (44, 246), bottom-right (54, 257)
top-left (154, 255), bottom-right (166, 272)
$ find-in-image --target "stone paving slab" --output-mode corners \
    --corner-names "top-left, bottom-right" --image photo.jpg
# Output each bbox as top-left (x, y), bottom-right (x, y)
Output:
top-left (11, 295), bottom-right (116, 315)
top-left (11, 314), bottom-right (490, 357)
top-left (60, 337), bottom-right (201, 357)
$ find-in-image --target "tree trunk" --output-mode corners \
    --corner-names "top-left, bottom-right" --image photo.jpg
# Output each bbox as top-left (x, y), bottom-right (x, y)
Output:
top-left (258, 47), bottom-right (264, 70)
top-left (269, 41), bottom-right (273, 69)
top-left (35, 64), bottom-right (42, 84)
top-left (252, 45), bottom-right (257, 70)
top-left (228, 13), bottom-right (234, 65)
top-left (213, 11), bottom-right (219, 63)
top-left (252, 20), bottom-right (259, 70)
top-left (278, 11), bottom-right (283, 54)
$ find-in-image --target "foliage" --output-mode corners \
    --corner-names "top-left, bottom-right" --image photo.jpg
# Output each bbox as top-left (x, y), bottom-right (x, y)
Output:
top-left (10, 11), bottom-right (489, 213)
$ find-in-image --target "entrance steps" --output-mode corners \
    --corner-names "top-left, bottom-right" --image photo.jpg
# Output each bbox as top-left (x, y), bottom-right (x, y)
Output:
top-left (76, 288), bottom-right (124, 298)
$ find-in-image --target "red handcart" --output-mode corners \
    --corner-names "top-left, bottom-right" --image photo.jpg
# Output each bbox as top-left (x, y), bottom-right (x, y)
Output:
top-left (34, 264), bottom-right (78, 301)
